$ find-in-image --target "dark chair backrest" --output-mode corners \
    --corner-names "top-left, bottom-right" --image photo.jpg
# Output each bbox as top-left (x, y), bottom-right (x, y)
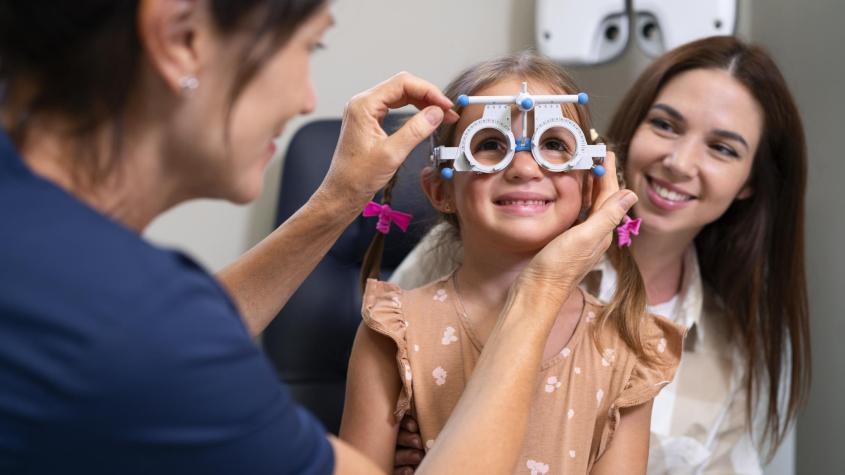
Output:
top-left (262, 116), bottom-right (438, 434)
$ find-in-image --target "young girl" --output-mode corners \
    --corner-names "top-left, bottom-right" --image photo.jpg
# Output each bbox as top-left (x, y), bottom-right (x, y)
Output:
top-left (339, 52), bottom-right (685, 474)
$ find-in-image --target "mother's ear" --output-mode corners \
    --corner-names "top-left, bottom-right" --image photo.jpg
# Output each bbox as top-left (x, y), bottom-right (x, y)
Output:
top-left (421, 166), bottom-right (455, 213)
top-left (736, 184), bottom-right (754, 200)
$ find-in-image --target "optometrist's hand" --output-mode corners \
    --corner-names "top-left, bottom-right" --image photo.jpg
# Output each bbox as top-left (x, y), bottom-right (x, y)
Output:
top-left (518, 152), bottom-right (637, 306)
top-left (320, 72), bottom-right (460, 211)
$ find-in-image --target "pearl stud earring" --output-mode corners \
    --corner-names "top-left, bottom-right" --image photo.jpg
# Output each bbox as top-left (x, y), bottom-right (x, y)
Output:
top-left (179, 75), bottom-right (199, 92)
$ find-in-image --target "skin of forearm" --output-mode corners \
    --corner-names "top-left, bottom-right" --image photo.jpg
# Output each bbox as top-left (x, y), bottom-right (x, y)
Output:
top-left (416, 279), bottom-right (567, 474)
top-left (217, 185), bottom-right (363, 336)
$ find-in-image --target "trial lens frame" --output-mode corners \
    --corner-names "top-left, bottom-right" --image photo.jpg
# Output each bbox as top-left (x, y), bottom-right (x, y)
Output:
top-left (431, 82), bottom-right (606, 179)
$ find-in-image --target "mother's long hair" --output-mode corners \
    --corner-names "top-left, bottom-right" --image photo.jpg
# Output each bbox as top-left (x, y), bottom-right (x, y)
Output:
top-left (606, 36), bottom-right (810, 457)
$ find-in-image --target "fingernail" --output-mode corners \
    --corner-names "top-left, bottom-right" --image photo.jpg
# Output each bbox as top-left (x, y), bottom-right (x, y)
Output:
top-left (620, 191), bottom-right (638, 209)
top-left (425, 107), bottom-right (444, 126)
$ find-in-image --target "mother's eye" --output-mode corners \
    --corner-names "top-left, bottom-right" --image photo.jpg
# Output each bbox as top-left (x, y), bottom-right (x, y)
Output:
top-left (649, 117), bottom-right (676, 133)
top-left (711, 142), bottom-right (740, 159)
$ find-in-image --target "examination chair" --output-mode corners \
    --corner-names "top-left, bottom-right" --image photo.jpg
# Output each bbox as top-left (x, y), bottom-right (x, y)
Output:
top-left (262, 116), bottom-right (437, 434)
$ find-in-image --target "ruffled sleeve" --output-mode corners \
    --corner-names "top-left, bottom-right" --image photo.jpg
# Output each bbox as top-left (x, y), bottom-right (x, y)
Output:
top-left (597, 314), bottom-right (687, 457)
top-left (361, 278), bottom-right (414, 421)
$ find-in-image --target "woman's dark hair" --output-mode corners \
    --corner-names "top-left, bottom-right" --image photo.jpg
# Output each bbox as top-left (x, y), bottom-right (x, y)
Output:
top-left (0, 0), bottom-right (327, 180)
top-left (606, 35), bottom-right (811, 458)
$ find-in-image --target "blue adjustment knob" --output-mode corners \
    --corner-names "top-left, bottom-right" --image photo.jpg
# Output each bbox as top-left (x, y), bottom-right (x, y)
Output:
top-left (440, 168), bottom-right (454, 180)
top-left (457, 95), bottom-right (469, 107)
top-left (592, 165), bottom-right (605, 177)
top-left (578, 93), bottom-right (589, 105)
top-left (520, 97), bottom-right (534, 110)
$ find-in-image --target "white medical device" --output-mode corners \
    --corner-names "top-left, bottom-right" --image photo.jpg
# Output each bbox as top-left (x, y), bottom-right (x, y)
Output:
top-left (633, 0), bottom-right (738, 57)
top-left (536, 0), bottom-right (629, 65)
top-left (431, 83), bottom-right (606, 180)
top-left (536, 0), bottom-right (738, 64)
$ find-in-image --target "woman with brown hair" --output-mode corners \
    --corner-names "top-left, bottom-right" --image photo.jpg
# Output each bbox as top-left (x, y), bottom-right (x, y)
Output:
top-left (391, 36), bottom-right (811, 474)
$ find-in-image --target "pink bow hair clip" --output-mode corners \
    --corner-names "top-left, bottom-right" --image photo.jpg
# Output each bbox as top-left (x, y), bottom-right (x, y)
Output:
top-left (363, 201), bottom-right (414, 235)
top-left (616, 215), bottom-right (642, 248)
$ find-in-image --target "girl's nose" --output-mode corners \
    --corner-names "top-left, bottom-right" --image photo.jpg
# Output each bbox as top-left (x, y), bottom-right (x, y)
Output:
top-left (504, 150), bottom-right (543, 181)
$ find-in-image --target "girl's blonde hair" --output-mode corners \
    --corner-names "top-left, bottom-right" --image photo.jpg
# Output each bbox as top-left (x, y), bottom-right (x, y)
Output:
top-left (362, 50), bottom-right (654, 361)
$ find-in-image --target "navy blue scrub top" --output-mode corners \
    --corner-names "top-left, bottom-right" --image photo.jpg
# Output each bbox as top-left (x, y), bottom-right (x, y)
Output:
top-left (0, 129), bottom-right (334, 474)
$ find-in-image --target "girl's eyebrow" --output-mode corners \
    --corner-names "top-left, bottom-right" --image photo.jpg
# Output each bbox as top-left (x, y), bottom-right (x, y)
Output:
top-left (652, 103), bottom-right (749, 151)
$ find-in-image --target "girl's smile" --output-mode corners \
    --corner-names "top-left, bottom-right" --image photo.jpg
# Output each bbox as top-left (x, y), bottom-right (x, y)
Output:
top-left (492, 190), bottom-right (555, 217)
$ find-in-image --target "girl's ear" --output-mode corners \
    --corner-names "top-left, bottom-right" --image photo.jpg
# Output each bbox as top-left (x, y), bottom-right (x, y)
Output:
top-left (421, 166), bottom-right (455, 213)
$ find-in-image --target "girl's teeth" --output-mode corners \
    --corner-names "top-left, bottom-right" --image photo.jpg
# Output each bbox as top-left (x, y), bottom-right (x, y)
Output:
top-left (653, 183), bottom-right (691, 202)
top-left (501, 200), bottom-right (546, 205)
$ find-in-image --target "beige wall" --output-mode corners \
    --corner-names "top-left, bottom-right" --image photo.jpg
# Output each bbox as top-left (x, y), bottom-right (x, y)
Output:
top-left (749, 0), bottom-right (845, 473)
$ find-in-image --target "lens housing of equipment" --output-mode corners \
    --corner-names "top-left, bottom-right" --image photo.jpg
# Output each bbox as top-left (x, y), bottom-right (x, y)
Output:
top-left (431, 83), bottom-right (605, 177)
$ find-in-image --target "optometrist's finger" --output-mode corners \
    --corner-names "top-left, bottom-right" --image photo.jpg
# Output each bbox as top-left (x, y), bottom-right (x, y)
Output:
top-left (354, 72), bottom-right (459, 123)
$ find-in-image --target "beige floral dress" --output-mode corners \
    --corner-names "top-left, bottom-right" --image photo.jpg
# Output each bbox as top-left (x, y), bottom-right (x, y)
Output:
top-left (362, 276), bottom-right (685, 474)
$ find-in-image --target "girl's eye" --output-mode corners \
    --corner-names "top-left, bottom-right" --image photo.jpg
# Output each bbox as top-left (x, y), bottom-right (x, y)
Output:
top-left (480, 140), bottom-right (501, 150)
top-left (469, 129), bottom-right (510, 163)
top-left (542, 139), bottom-right (570, 152)
top-left (711, 143), bottom-right (739, 159)
top-left (474, 138), bottom-right (506, 152)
